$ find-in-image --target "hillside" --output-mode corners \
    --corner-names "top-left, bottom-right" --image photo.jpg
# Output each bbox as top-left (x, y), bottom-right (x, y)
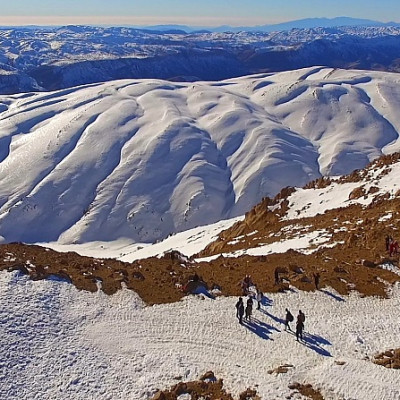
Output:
top-left (2, 153), bottom-right (400, 304)
top-left (1, 153), bottom-right (400, 399)
top-left (1, 67), bottom-right (400, 244)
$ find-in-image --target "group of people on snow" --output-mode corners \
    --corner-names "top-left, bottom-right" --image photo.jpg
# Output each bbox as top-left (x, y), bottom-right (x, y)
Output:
top-left (235, 293), bottom-right (307, 342)
top-left (285, 308), bottom-right (305, 341)
top-left (240, 274), bottom-right (254, 295)
top-left (236, 273), bottom-right (317, 342)
top-left (235, 284), bottom-right (264, 324)
top-left (386, 235), bottom-right (399, 257)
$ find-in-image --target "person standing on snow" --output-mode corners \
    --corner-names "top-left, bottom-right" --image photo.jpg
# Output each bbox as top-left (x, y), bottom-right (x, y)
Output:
top-left (236, 297), bottom-right (244, 324)
top-left (245, 296), bottom-right (253, 321)
top-left (256, 288), bottom-right (263, 310)
top-left (284, 308), bottom-right (294, 331)
top-left (296, 310), bottom-right (305, 341)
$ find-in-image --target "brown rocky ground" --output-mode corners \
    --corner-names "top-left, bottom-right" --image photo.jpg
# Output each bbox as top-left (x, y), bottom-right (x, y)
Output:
top-left (149, 371), bottom-right (323, 400)
top-left (373, 348), bottom-right (400, 369)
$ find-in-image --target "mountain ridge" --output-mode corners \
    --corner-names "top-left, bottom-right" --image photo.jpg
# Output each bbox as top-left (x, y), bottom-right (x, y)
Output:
top-left (0, 67), bottom-right (400, 244)
top-left (1, 25), bottom-right (400, 94)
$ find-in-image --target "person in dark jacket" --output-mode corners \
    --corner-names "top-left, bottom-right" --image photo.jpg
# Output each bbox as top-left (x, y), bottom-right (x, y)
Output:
top-left (313, 272), bottom-right (320, 290)
top-left (274, 268), bottom-right (280, 285)
top-left (256, 288), bottom-right (263, 310)
top-left (245, 296), bottom-right (253, 321)
top-left (235, 297), bottom-right (244, 324)
top-left (296, 310), bottom-right (305, 341)
top-left (285, 308), bottom-right (294, 331)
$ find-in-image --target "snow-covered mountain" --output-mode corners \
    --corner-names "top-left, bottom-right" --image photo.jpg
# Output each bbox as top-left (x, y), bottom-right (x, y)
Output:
top-left (2, 152), bottom-right (400, 400)
top-left (1, 25), bottom-right (400, 93)
top-left (0, 64), bottom-right (42, 94)
top-left (0, 67), bottom-right (400, 244)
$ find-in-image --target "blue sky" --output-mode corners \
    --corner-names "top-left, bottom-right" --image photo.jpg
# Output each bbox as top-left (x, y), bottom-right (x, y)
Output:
top-left (1, 0), bottom-right (399, 26)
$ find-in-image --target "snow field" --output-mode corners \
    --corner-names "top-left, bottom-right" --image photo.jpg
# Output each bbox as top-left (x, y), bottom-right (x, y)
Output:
top-left (1, 270), bottom-right (400, 400)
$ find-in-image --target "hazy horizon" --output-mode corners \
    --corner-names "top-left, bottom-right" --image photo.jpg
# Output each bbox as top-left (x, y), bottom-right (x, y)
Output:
top-left (1, 0), bottom-right (399, 27)
top-left (0, 15), bottom-right (398, 29)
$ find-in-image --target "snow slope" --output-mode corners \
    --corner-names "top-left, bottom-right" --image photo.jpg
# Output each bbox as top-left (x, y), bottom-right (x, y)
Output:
top-left (1, 67), bottom-right (400, 244)
top-left (1, 270), bottom-right (399, 399)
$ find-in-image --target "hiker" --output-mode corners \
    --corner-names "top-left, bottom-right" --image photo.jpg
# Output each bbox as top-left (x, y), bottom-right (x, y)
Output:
top-left (389, 239), bottom-right (399, 257)
top-left (236, 297), bottom-right (244, 324)
top-left (256, 288), bottom-right (263, 310)
top-left (244, 274), bottom-right (253, 289)
top-left (274, 268), bottom-right (280, 285)
top-left (394, 240), bottom-right (399, 255)
top-left (296, 317), bottom-right (304, 341)
top-left (245, 296), bottom-right (253, 321)
top-left (239, 279), bottom-right (248, 295)
top-left (385, 235), bottom-right (392, 251)
top-left (192, 272), bottom-right (199, 282)
top-left (296, 310), bottom-right (305, 341)
top-left (313, 272), bottom-right (320, 290)
top-left (285, 308), bottom-right (294, 331)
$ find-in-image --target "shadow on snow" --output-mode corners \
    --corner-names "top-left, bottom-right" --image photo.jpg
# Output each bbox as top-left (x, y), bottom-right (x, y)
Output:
top-left (241, 316), bottom-right (278, 340)
top-left (286, 329), bottom-right (332, 357)
top-left (320, 289), bottom-right (345, 302)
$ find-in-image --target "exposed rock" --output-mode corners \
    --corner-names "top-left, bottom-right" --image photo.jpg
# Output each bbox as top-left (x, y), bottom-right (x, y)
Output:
top-left (368, 186), bottom-right (380, 195)
top-left (171, 382), bottom-right (187, 396)
top-left (373, 348), bottom-right (400, 369)
top-left (239, 388), bottom-right (260, 400)
top-left (362, 260), bottom-right (376, 268)
top-left (133, 271), bottom-right (145, 280)
top-left (268, 364), bottom-right (294, 374)
top-left (200, 371), bottom-right (216, 381)
top-left (289, 264), bottom-right (304, 274)
top-left (151, 391), bottom-right (166, 400)
top-left (300, 275), bottom-right (312, 283)
top-left (349, 186), bottom-right (365, 200)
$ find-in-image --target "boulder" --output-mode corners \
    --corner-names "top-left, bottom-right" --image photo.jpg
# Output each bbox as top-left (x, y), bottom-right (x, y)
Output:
top-left (184, 280), bottom-right (208, 294)
top-left (349, 186), bottom-right (365, 200)
top-left (200, 371), bottom-right (216, 381)
top-left (362, 260), bottom-right (376, 268)
top-left (151, 391), bottom-right (166, 400)
top-left (133, 271), bottom-right (145, 280)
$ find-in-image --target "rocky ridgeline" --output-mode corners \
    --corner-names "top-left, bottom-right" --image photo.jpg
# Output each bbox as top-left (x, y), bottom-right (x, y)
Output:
top-left (199, 152), bottom-right (400, 258)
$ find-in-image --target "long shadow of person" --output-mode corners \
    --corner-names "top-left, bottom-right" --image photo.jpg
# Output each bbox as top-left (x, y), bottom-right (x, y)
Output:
top-left (242, 317), bottom-right (276, 340)
top-left (320, 289), bottom-right (345, 302)
top-left (260, 294), bottom-right (273, 307)
top-left (302, 332), bottom-right (332, 356)
top-left (259, 308), bottom-right (285, 328)
top-left (286, 330), bottom-right (332, 356)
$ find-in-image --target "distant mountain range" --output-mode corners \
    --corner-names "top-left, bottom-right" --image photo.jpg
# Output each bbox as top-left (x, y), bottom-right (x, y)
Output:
top-left (1, 24), bottom-right (400, 94)
top-left (142, 17), bottom-right (400, 33)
